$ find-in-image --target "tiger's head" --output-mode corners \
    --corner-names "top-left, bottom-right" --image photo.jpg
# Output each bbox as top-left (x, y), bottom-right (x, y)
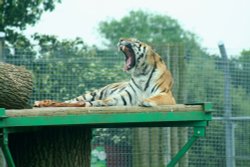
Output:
top-left (118, 38), bottom-right (154, 73)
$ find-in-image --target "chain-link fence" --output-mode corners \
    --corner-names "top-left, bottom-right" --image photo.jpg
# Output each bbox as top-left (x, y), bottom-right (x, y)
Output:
top-left (1, 43), bottom-right (250, 167)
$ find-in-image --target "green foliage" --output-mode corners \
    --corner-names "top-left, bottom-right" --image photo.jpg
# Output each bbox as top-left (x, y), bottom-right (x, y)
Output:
top-left (0, 0), bottom-right (61, 44)
top-left (186, 55), bottom-right (224, 113)
top-left (5, 34), bottom-right (128, 102)
top-left (32, 35), bottom-right (120, 101)
top-left (99, 10), bottom-right (198, 46)
top-left (229, 49), bottom-right (250, 94)
top-left (0, 0), bottom-right (60, 30)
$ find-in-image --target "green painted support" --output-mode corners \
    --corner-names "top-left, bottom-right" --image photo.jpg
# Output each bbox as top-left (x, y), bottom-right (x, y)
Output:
top-left (0, 109), bottom-right (15, 167)
top-left (0, 103), bottom-right (212, 167)
top-left (0, 112), bottom-right (210, 128)
top-left (167, 127), bottom-right (206, 167)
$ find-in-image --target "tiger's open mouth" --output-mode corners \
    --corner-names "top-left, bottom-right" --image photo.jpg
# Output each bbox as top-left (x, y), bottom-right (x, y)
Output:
top-left (119, 44), bottom-right (136, 71)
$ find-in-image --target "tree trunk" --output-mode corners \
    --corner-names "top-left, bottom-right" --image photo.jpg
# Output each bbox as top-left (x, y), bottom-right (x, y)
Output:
top-left (9, 126), bottom-right (92, 167)
top-left (177, 45), bottom-right (189, 167)
top-left (170, 127), bottom-right (179, 166)
top-left (0, 62), bottom-right (33, 109)
top-left (169, 45), bottom-right (179, 167)
top-left (132, 127), bottom-right (165, 167)
top-left (132, 128), bottom-right (150, 167)
top-left (150, 127), bottom-right (160, 167)
top-left (132, 128), bottom-right (140, 167)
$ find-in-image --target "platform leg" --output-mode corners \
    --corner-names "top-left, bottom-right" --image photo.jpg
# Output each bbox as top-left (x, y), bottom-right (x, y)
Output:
top-left (1, 129), bottom-right (16, 167)
top-left (167, 127), bottom-right (205, 167)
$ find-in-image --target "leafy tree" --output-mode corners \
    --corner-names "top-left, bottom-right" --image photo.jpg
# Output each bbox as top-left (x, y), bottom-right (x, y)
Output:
top-left (99, 10), bottom-right (202, 54)
top-left (229, 49), bottom-right (250, 94)
top-left (4, 33), bottom-right (128, 102)
top-left (0, 0), bottom-right (61, 44)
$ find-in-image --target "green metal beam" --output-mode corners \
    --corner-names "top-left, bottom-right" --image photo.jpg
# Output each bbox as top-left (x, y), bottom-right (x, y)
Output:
top-left (0, 111), bottom-right (211, 128)
top-left (0, 128), bottom-right (15, 167)
top-left (167, 127), bottom-right (206, 167)
top-left (167, 135), bottom-right (198, 167)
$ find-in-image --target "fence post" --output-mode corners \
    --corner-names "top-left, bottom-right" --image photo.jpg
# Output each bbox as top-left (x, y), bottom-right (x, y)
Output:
top-left (218, 43), bottom-right (235, 167)
top-left (169, 44), bottom-right (179, 167)
top-left (177, 44), bottom-right (188, 167)
top-left (0, 32), bottom-right (5, 61)
top-left (0, 31), bottom-right (6, 167)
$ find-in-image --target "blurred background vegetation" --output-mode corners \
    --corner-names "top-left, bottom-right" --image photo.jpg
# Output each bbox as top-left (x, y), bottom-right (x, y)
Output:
top-left (1, 1), bottom-right (250, 166)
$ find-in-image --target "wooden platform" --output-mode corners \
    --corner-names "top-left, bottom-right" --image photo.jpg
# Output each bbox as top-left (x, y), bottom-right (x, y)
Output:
top-left (0, 103), bottom-right (212, 167)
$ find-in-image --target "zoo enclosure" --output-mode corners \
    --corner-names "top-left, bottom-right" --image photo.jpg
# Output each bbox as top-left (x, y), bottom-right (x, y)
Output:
top-left (1, 43), bottom-right (250, 167)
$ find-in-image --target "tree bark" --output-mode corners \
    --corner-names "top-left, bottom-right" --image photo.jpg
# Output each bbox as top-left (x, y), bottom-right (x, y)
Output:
top-left (150, 127), bottom-right (160, 167)
top-left (0, 62), bottom-right (33, 109)
top-left (9, 126), bottom-right (92, 167)
top-left (132, 128), bottom-right (150, 167)
top-left (177, 44), bottom-right (189, 167)
top-left (132, 128), bottom-right (165, 167)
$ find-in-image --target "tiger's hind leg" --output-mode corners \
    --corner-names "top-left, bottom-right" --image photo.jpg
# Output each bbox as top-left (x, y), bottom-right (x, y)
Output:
top-left (141, 92), bottom-right (176, 107)
top-left (34, 100), bottom-right (86, 107)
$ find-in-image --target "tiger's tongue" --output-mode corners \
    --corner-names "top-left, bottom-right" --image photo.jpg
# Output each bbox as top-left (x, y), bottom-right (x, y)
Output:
top-left (124, 56), bottom-right (132, 71)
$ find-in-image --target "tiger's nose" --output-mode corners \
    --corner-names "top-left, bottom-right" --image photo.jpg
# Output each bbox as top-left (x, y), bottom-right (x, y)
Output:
top-left (119, 38), bottom-right (124, 42)
top-left (119, 38), bottom-right (130, 46)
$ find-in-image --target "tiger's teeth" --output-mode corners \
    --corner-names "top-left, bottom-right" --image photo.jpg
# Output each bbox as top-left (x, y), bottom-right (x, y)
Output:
top-left (122, 45), bottom-right (126, 51)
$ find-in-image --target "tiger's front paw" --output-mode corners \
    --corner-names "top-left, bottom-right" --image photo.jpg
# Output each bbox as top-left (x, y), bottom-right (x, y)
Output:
top-left (140, 100), bottom-right (157, 107)
top-left (34, 100), bottom-right (57, 107)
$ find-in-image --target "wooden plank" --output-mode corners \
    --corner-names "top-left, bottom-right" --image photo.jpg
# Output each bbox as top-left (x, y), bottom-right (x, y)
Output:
top-left (6, 105), bottom-right (203, 117)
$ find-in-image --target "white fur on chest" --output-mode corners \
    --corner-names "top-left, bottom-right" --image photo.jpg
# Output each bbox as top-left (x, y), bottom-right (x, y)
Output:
top-left (132, 69), bottom-right (161, 98)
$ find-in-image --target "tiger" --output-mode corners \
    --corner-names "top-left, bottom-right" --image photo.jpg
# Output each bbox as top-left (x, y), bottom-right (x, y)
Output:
top-left (34, 38), bottom-right (176, 107)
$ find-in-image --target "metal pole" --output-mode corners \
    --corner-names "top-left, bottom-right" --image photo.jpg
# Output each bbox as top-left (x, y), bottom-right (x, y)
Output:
top-left (0, 31), bottom-right (5, 61)
top-left (0, 32), bottom-right (6, 166)
top-left (1, 129), bottom-right (16, 167)
top-left (218, 43), bottom-right (235, 167)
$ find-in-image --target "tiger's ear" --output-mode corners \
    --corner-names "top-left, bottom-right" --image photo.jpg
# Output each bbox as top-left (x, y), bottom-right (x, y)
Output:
top-left (119, 37), bottom-right (140, 43)
top-left (119, 38), bottom-right (125, 41)
top-left (151, 45), bottom-right (155, 51)
top-left (147, 42), bottom-right (155, 51)
top-left (134, 38), bottom-right (141, 42)
top-left (129, 38), bottom-right (141, 43)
